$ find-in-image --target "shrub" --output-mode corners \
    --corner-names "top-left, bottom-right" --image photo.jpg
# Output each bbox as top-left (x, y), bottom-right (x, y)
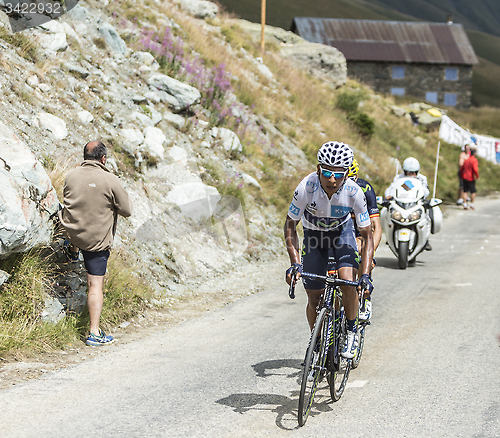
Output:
top-left (349, 112), bottom-right (375, 137)
top-left (336, 90), bottom-right (363, 114)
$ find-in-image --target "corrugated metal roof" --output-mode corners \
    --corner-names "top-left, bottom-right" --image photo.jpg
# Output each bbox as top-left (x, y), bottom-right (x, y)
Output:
top-left (291, 18), bottom-right (478, 65)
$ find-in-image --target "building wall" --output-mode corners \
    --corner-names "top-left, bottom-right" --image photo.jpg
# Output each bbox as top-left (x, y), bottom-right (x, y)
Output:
top-left (347, 62), bottom-right (473, 109)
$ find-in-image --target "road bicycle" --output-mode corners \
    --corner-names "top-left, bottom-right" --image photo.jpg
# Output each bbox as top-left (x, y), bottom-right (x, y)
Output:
top-left (288, 266), bottom-right (359, 426)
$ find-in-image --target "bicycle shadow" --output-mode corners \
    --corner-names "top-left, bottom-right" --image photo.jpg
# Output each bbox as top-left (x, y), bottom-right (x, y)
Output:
top-left (215, 358), bottom-right (334, 430)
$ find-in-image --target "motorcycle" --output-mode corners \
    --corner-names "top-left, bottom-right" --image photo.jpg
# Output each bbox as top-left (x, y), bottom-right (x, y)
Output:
top-left (376, 177), bottom-right (443, 269)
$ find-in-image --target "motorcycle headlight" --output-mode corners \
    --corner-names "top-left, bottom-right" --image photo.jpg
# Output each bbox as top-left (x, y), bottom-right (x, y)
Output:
top-left (391, 210), bottom-right (402, 221)
top-left (409, 209), bottom-right (422, 221)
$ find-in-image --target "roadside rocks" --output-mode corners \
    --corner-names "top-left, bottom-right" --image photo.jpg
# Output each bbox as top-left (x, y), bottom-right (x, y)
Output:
top-left (0, 122), bottom-right (59, 258)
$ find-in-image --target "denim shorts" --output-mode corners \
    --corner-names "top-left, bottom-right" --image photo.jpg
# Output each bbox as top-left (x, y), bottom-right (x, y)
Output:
top-left (301, 223), bottom-right (359, 290)
top-left (80, 250), bottom-right (110, 276)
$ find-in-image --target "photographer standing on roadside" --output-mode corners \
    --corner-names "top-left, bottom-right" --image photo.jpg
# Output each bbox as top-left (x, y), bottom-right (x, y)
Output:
top-left (59, 141), bottom-right (133, 346)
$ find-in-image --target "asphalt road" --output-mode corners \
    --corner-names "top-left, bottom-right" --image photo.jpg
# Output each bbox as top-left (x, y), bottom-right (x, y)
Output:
top-left (1, 197), bottom-right (499, 438)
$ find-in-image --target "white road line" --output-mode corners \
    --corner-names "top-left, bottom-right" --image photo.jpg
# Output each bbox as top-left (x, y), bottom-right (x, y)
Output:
top-left (346, 380), bottom-right (369, 388)
top-left (456, 283), bottom-right (473, 287)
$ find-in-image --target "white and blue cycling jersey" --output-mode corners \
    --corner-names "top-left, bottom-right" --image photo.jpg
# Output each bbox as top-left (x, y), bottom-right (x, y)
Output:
top-left (287, 172), bottom-right (371, 232)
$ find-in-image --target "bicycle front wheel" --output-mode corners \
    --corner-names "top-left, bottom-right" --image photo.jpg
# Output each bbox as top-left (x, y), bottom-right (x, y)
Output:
top-left (351, 324), bottom-right (365, 369)
top-left (298, 307), bottom-right (328, 426)
top-left (329, 311), bottom-right (351, 401)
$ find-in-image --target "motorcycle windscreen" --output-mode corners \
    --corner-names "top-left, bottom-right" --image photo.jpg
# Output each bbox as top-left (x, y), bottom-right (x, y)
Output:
top-left (394, 177), bottom-right (425, 200)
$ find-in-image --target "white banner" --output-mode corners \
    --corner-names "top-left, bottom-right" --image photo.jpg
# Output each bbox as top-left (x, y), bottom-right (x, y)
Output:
top-left (438, 115), bottom-right (500, 164)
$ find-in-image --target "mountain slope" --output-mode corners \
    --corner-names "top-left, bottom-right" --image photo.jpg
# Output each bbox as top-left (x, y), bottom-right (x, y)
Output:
top-left (370, 0), bottom-right (500, 37)
top-left (216, 0), bottom-right (500, 107)
top-left (217, 0), bottom-right (417, 31)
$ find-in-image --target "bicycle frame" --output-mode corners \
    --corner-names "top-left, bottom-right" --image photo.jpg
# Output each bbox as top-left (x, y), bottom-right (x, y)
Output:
top-left (291, 270), bottom-right (357, 367)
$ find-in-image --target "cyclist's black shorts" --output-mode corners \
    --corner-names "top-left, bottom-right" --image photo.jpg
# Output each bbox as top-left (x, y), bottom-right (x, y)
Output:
top-left (81, 249), bottom-right (110, 276)
top-left (301, 222), bottom-right (359, 290)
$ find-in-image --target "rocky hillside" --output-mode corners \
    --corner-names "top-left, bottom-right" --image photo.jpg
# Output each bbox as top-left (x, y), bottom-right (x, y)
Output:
top-left (0, 0), bottom-right (351, 300)
top-left (0, 0), bottom-right (483, 310)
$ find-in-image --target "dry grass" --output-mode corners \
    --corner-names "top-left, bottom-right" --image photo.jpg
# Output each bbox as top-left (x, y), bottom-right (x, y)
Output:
top-left (45, 157), bottom-right (79, 201)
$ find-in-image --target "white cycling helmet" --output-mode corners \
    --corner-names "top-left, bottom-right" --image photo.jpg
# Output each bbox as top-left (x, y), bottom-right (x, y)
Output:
top-left (402, 157), bottom-right (420, 173)
top-left (317, 141), bottom-right (354, 169)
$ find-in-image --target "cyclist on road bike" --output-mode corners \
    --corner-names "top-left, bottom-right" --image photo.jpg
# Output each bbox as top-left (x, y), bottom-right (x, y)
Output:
top-left (347, 159), bottom-right (381, 321)
top-left (284, 141), bottom-right (374, 359)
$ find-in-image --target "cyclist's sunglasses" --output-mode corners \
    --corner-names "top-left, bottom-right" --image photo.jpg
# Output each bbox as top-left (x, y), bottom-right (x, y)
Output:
top-left (319, 167), bottom-right (346, 179)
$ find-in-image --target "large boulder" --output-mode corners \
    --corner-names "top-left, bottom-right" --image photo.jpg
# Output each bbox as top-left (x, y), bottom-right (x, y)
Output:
top-left (0, 122), bottom-right (60, 258)
top-left (33, 20), bottom-right (68, 52)
top-left (237, 20), bottom-right (347, 88)
top-left (280, 43), bottom-right (347, 88)
top-left (176, 0), bottom-right (218, 19)
top-left (147, 73), bottom-right (201, 112)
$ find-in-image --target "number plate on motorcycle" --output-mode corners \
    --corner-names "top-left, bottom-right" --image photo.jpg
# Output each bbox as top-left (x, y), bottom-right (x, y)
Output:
top-left (399, 229), bottom-right (410, 238)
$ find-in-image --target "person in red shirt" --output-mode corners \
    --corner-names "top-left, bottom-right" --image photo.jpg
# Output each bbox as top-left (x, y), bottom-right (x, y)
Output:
top-left (461, 148), bottom-right (479, 210)
top-left (457, 144), bottom-right (471, 205)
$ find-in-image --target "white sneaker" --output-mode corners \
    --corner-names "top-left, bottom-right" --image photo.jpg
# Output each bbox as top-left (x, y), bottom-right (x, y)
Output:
top-left (359, 299), bottom-right (372, 321)
top-left (341, 330), bottom-right (358, 359)
top-left (456, 198), bottom-right (464, 205)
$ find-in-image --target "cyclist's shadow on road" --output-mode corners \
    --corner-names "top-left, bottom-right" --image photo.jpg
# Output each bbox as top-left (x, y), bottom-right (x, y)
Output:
top-left (215, 358), bottom-right (334, 430)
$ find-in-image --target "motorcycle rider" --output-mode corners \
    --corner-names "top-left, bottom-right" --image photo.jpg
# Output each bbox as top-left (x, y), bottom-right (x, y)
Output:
top-left (385, 157), bottom-right (430, 199)
top-left (384, 157), bottom-right (432, 251)
top-left (284, 141), bottom-right (374, 360)
top-left (347, 159), bottom-right (381, 321)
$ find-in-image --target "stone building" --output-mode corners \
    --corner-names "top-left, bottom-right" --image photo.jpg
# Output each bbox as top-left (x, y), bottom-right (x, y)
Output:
top-left (291, 17), bottom-right (479, 109)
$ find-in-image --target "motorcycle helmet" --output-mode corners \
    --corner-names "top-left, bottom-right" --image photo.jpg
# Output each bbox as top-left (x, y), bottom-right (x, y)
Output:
top-left (402, 157), bottom-right (420, 173)
top-left (348, 158), bottom-right (359, 180)
top-left (317, 141), bottom-right (354, 169)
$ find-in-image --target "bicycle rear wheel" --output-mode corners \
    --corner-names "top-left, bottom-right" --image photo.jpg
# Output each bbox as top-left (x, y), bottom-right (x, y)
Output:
top-left (329, 310), bottom-right (351, 401)
top-left (298, 307), bottom-right (328, 426)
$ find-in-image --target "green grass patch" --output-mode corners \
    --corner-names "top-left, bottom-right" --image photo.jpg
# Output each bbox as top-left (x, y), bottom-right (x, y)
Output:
top-left (98, 250), bottom-right (153, 329)
top-left (0, 251), bottom-right (78, 355)
top-left (0, 247), bottom-right (154, 356)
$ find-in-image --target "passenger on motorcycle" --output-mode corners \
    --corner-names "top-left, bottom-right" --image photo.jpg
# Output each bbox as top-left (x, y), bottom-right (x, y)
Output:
top-left (385, 157), bottom-right (430, 199)
top-left (347, 159), bottom-right (381, 321)
top-left (284, 141), bottom-right (374, 359)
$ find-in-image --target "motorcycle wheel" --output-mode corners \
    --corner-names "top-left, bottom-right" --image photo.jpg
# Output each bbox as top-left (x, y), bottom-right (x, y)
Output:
top-left (398, 241), bottom-right (409, 269)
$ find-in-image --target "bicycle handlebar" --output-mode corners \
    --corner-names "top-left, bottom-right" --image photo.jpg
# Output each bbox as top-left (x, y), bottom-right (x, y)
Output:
top-left (288, 266), bottom-right (358, 300)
